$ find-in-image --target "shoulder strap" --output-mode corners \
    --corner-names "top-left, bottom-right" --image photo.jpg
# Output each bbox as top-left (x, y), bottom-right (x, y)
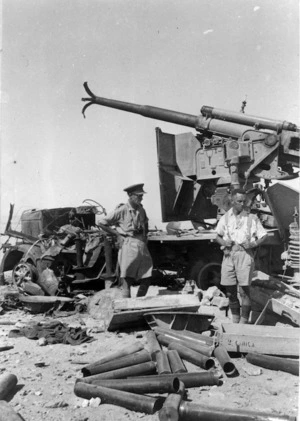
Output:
top-left (224, 211), bottom-right (231, 240)
top-left (247, 213), bottom-right (255, 237)
top-left (225, 211), bottom-right (229, 226)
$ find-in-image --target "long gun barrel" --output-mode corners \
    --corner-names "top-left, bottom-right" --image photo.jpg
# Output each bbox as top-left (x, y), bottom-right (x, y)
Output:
top-left (82, 82), bottom-right (198, 128)
top-left (82, 82), bottom-right (299, 135)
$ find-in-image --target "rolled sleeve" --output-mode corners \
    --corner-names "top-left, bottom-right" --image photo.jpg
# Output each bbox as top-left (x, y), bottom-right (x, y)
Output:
top-left (254, 217), bottom-right (267, 240)
top-left (99, 208), bottom-right (123, 226)
top-left (216, 215), bottom-right (226, 237)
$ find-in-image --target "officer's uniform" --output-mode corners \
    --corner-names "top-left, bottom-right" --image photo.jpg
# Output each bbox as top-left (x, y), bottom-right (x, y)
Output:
top-left (100, 184), bottom-right (153, 297)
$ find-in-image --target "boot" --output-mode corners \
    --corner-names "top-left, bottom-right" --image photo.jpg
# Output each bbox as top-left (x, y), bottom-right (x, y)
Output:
top-left (105, 278), bottom-right (113, 290)
top-left (232, 314), bottom-right (241, 323)
top-left (136, 278), bottom-right (151, 297)
top-left (239, 317), bottom-right (248, 324)
top-left (225, 286), bottom-right (240, 324)
top-left (229, 303), bottom-right (241, 324)
top-left (240, 305), bottom-right (251, 324)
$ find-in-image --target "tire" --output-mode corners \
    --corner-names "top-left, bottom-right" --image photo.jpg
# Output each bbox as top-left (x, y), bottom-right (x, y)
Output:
top-left (12, 262), bottom-right (38, 287)
top-left (190, 260), bottom-right (222, 290)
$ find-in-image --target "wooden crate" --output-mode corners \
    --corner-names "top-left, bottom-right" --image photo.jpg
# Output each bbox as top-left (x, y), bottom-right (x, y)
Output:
top-left (217, 323), bottom-right (300, 356)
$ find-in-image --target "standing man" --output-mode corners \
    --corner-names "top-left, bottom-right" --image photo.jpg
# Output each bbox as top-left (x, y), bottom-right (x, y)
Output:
top-left (215, 189), bottom-right (268, 324)
top-left (99, 183), bottom-right (153, 298)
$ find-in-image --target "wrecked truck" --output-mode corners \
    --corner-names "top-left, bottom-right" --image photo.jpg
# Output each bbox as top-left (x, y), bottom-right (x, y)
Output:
top-left (80, 83), bottom-right (300, 288)
top-left (0, 202), bottom-right (118, 295)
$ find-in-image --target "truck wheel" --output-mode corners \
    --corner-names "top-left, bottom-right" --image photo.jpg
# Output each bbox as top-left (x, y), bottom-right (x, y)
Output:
top-left (12, 262), bottom-right (38, 287)
top-left (191, 261), bottom-right (221, 290)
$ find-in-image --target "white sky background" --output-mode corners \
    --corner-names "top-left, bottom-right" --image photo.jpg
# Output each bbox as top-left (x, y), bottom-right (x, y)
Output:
top-left (1, 0), bottom-right (299, 231)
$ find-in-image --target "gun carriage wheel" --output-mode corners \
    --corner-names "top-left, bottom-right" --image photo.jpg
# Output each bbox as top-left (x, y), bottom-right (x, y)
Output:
top-left (191, 261), bottom-right (222, 290)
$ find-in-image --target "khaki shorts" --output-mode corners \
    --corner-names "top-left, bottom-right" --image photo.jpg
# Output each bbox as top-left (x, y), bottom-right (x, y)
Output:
top-left (220, 249), bottom-right (254, 286)
top-left (118, 237), bottom-right (153, 280)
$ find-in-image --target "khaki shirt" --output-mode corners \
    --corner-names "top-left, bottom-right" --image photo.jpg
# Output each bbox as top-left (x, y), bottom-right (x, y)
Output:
top-left (100, 202), bottom-right (148, 240)
top-left (216, 209), bottom-right (267, 245)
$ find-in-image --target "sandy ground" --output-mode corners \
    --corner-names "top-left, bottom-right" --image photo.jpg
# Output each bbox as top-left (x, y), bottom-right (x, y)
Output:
top-left (0, 285), bottom-right (299, 421)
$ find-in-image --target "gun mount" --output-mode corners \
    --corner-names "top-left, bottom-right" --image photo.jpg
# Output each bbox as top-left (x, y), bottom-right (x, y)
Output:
top-left (82, 82), bottom-right (299, 231)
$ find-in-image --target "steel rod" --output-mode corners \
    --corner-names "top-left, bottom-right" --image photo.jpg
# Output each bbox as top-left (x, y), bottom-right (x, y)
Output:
top-left (159, 381), bottom-right (185, 421)
top-left (81, 342), bottom-right (144, 374)
top-left (246, 353), bottom-right (299, 376)
top-left (80, 376), bottom-right (180, 394)
top-left (168, 342), bottom-right (215, 370)
top-left (156, 351), bottom-right (172, 374)
top-left (154, 326), bottom-right (214, 346)
top-left (82, 349), bottom-right (151, 377)
top-left (146, 330), bottom-right (162, 359)
top-left (0, 373), bottom-right (18, 400)
top-left (213, 345), bottom-right (237, 377)
top-left (167, 350), bottom-right (187, 374)
top-left (130, 371), bottom-right (221, 388)
top-left (179, 401), bottom-right (296, 421)
top-left (78, 361), bottom-right (157, 382)
top-left (157, 333), bottom-right (213, 357)
top-left (74, 382), bottom-right (164, 414)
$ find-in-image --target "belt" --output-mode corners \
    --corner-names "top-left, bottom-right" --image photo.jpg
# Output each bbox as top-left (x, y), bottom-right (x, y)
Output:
top-left (124, 235), bottom-right (145, 242)
top-left (231, 244), bottom-right (245, 252)
top-left (223, 244), bottom-right (245, 256)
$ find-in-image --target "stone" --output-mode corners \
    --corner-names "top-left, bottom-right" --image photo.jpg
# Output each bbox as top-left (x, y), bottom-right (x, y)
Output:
top-left (242, 365), bottom-right (262, 376)
top-left (81, 399), bottom-right (89, 408)
top-left (37, 337), bottom-right (48, 346)
top-left (89, 397), bottom-right (101, 407)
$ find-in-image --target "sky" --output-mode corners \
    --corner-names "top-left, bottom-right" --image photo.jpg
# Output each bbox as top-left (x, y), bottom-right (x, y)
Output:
top-left (1, 0), bottom-right (299, 231)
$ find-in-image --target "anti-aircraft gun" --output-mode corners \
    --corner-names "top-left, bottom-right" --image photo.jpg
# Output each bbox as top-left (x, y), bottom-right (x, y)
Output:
top-left (82, 82), bottom-right (300, 288)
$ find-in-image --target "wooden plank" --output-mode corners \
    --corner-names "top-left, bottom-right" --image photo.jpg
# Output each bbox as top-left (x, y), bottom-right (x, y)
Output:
top-left (220, 322), bottom-right (300, 337)
top-left (219, 333), bottom-right (299, 356)
top-left (113, 294), bottom-right (200, 311)
top-left (107, 305), bottom-right (199, 331)
top-left (217, 323), bottom-right (300, 356)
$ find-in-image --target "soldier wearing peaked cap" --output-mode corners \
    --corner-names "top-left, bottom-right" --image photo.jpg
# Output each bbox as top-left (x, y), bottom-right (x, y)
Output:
top-left (99, 183), bottom-right (153, 298)
top-left (123, 183), bottom-right (147, 195)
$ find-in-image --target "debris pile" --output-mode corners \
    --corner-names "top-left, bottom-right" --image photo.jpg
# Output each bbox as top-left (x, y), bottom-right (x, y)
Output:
top-left (0, 270), bottom-right (299, 419)
top-left (200, 285), bottom-right (229, 309)
top-left (0, 285), bottom-right (87, 316)
top-left (73, 315), bottom-right (299, 420)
